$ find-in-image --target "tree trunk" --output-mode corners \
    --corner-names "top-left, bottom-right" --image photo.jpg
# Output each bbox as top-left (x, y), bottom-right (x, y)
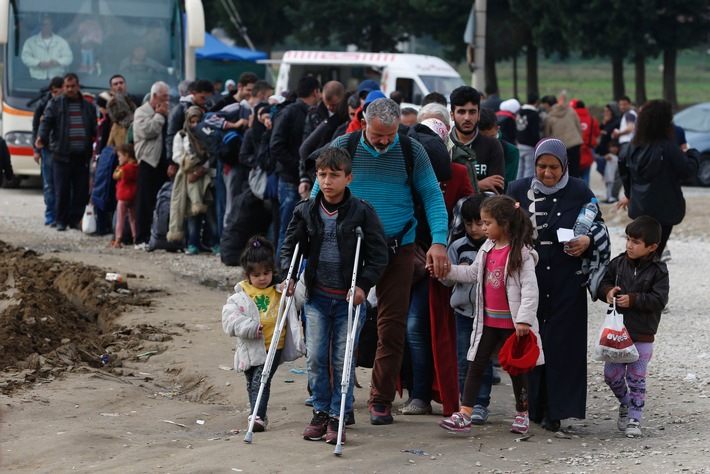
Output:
top-left (485, 53), bottom-right (497, 94)
top-left (663, 48), bottom-right (678, 108)
top-left (612, 55), bottom-right (625, 101)
top-left (526, 43), bottom-right (538, 97)
top-left (634, 54), bottom-right (647, 106)
top-left (513, 55), bottom-right (518, 100)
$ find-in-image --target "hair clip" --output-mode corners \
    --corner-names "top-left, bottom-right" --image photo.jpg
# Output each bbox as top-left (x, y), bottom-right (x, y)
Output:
top-left (514, 202), bottom-right (520, 209)
top-left (251, 241), bottom-right (262, 248)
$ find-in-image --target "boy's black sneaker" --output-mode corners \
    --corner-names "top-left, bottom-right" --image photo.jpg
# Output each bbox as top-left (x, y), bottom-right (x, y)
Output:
top-left (369, 404), bottom-right (393, 425)
top-left (325, 418), bottom-right (345, 445)
top-left (303, 410), bottom-right (329, 441)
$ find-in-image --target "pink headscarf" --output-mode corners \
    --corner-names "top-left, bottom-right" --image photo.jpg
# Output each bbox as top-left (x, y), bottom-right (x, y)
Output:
top-left (420, 118), bottom-right (454, 157)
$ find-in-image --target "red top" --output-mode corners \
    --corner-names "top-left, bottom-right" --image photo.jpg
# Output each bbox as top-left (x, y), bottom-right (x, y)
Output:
top-left (115, 161), bottom-right (139, 201)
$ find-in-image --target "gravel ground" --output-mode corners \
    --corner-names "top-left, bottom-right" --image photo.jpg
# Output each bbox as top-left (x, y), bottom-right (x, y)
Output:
top-left (2, 174), bottom-right (710, 472)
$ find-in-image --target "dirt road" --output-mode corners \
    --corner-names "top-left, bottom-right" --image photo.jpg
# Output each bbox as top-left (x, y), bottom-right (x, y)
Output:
top-left (1, 177), bottom-right (710, 473)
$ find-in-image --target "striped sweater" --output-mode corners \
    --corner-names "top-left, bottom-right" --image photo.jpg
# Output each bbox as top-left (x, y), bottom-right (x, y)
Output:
top-left (313, 133), bottom-right (448, 246)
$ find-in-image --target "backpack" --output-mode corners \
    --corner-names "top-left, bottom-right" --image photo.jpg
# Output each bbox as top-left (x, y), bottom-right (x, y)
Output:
top-left (194, 111), bottom-right (244, 167)
top-left (90, 146), bottom-right (118, 213)
top-left (148, 181), bottom-right (185, 251)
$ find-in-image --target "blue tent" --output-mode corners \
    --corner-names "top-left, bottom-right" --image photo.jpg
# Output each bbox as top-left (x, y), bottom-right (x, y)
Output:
top-left (196, 33), bottom-right (267, 62)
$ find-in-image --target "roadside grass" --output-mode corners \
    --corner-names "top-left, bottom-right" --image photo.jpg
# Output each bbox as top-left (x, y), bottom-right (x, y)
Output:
top-left (459, 50), bottom-right (710, 110)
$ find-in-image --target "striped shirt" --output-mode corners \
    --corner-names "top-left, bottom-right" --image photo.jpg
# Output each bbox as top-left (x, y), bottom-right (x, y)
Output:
top-left (315, 132), bottom-right (448, 246)
top-left (314, 200), bottom-right (347, 299)
top-left (67, 98), bottom-right (86, 153)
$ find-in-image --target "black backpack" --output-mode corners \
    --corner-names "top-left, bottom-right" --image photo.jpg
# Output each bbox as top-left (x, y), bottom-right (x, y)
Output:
top-left (194, 111), bottom-right (244, 167)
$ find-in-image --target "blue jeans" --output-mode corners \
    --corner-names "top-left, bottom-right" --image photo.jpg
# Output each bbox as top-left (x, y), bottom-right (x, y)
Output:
top-left (244, 350), bottom-right (282, 420)
top-left (305, 293), bottom-right (365, 418)
top-left (406, 278), bottom-right (433, 401)
top-left (455, 313), bottom-right (492, 406)
top-left (187, 203), bottom-right (218, 248)
top-left (215, 160), bottom-right (226, 239)
top-left (41, 149), bottom-right (55, 223)
top-left (277, 181), bottom-right (300, 259)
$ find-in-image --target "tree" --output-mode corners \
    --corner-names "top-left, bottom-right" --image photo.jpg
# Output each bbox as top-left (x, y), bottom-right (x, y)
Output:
top-left (650, 0), bottom-right (710, 107)
top-left (285, 0), bottom-right (412, 52)
top-left (203, 0), bottom-right (297, 53)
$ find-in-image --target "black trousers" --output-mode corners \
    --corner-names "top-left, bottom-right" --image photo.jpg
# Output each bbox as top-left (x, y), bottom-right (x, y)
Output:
top-left (135, 160), bottom-right (168, 244)
top-left (566, 145), bottom-right (582, 179)
top-left (53, 155), bottom-right (90, 227)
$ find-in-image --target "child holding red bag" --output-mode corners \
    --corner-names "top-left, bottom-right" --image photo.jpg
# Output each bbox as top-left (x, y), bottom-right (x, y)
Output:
top-left (436, 195), bottom-right (544, 435)
top-left (596, 216), bottom-right (669, 437)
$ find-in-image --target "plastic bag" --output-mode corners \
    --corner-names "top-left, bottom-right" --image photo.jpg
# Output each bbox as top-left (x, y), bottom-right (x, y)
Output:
top-left (593, 302), bottom-right (639, 363)
top-left (81, 204), bottom-right (97, 234)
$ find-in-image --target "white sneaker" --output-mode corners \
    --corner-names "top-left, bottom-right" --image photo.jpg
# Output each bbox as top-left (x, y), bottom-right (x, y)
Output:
top-left (625, 418), bottom-right (642, 437)
top-left (617, 404), bottom-right (629, 431)
top-left (134, 242), bottom-right (148, 251)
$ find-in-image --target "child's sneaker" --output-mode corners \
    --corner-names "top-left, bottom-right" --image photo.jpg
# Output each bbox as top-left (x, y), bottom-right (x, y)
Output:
top-left (625, 418), bottom-right (642, 437)
top-left (510, 411), bottom-right (529, 435)
top-left (110, 241), bottom-right (121, 248)
top-left (248, 415), bottom-right (267, 432)
top-left (186, 245), bottom-right (199, 255)
top-left (438, 411), bottom-right (472, 433)
top-left (325, 417), bottom-right (345, 445)
top-left (617, 404), bottom-right (629, 431)
top-left (471, 404), bottom-right (489, 425)
top-left (303, 410), bottom-right (329, 441)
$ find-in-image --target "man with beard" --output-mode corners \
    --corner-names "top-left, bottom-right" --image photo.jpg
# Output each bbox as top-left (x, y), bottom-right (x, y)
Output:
top-left (312, 98), bottom-right (450, 425)
top-left (449, 86), bottom-right (505, 194)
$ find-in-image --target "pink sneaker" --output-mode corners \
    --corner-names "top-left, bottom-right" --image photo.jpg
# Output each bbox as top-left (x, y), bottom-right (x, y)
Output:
top-left (438, 412), bottom-right (472, 433)
top-left (511, 411), bottom-right (529, 435)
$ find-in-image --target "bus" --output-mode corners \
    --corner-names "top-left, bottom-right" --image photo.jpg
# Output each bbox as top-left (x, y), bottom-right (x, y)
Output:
top-left (0, 0), bottom-right (205, 184)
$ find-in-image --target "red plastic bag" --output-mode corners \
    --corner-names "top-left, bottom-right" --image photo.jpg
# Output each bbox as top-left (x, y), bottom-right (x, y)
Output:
top-left (593, 302), bottom-right (639, 363)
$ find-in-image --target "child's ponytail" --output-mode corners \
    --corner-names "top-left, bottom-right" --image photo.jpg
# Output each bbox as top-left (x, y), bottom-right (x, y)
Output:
top-left (481, 195), bottom-right (534, 274)
top-left (241, 235), bottom-right (276, 276)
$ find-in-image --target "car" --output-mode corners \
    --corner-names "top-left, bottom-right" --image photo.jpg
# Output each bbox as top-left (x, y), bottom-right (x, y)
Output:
top-left (673, 102), bottom-right (710, 186)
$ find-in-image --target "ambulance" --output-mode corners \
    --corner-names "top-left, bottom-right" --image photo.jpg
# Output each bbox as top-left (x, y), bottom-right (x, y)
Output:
top-left (273, 50), bottom-right (465, 108)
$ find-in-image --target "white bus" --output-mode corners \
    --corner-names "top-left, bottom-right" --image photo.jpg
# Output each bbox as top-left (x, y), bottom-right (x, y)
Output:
top-left (0, 0), bottom-right (205, 184)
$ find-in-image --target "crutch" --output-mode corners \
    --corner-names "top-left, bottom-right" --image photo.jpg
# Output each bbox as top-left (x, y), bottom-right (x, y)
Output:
top-left (244, 242), bottom-right (301, 443)
top-left (334, 227), bottom-right (364, 456)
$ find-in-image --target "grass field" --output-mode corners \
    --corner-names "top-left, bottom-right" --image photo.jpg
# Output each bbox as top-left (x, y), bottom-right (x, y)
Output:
top-left (459, 50), bottom-right (710, 110)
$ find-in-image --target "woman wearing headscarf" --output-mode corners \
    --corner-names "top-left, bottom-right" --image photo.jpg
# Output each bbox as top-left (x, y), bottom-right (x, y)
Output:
top-left (617, 99), bottom-right (697, 256)
top-left (167, 106), bottom-right (218, 254)
top-left (507, 138), bottom-right (610, 431)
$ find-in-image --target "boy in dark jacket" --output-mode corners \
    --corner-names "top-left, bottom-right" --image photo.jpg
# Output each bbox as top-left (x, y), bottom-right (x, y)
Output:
top-left (281, 147), bottom-right (388, 446)
top-left (596, 215), bottom-right (669, 438)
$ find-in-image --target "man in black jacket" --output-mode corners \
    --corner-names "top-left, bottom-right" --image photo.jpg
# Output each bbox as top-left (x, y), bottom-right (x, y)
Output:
top-left (32, 76), bottom-right (63, 226)
top-left (36, 73), bottom-right (97, 231)
top-left (270, 75), bottom-right (321, 256)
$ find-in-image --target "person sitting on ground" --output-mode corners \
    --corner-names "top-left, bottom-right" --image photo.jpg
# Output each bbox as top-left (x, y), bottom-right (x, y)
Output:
top-left (281, 147), bottom-right (388, 445)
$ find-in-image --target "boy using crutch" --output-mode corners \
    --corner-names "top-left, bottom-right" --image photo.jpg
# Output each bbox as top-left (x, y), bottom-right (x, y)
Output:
top-left (281, 147), bottom-right (388, 445)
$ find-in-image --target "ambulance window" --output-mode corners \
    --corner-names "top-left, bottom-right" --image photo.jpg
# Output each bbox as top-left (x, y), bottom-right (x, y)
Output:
top-left (395, 78), bottom-right (424, 105)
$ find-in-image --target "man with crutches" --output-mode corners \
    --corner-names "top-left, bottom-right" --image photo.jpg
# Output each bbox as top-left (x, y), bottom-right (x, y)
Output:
top-left (281, 148), bottom-right (388, 446)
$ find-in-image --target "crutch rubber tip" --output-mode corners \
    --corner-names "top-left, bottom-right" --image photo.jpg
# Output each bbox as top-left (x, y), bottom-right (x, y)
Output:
top-left (334, 445), bottom-right (343, 456)
top-left (243, 432), bottom-right (253, 443)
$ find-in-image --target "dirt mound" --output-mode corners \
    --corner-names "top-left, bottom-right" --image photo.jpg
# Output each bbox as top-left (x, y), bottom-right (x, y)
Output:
top-left (0, 241), bottom-right (167, 394)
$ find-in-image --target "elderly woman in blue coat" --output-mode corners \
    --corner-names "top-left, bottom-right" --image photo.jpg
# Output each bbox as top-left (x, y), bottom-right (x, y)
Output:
top-left (507, 138), bottom-right (610, 431)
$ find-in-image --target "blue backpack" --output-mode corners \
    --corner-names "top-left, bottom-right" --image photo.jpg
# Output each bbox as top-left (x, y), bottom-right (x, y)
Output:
top-left (195, 111), bottom-right (244, 167)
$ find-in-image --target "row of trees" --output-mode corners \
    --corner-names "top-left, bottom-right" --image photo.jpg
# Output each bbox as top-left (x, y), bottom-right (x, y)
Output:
top-left (204, 0), bottom-right (710, 106)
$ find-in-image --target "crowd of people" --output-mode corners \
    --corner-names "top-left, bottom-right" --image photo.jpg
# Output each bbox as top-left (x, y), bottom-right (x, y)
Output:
top-left (15, 64), bottom-right (697, 447)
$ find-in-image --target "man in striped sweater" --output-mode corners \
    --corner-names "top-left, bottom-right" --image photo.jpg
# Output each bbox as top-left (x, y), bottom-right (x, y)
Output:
top-left (313, 98), bottom-right (450, 425)
top-left (36, 72), bottom-right (97, 231)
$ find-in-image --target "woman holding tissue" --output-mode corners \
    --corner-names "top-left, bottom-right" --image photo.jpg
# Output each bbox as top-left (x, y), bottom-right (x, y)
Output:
top-left (507, 138), bottom-right (609, 431)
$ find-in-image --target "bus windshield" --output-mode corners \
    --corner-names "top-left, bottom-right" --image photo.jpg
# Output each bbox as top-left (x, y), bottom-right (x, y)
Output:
top-left (6, 0), bottom-right (183, 108)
